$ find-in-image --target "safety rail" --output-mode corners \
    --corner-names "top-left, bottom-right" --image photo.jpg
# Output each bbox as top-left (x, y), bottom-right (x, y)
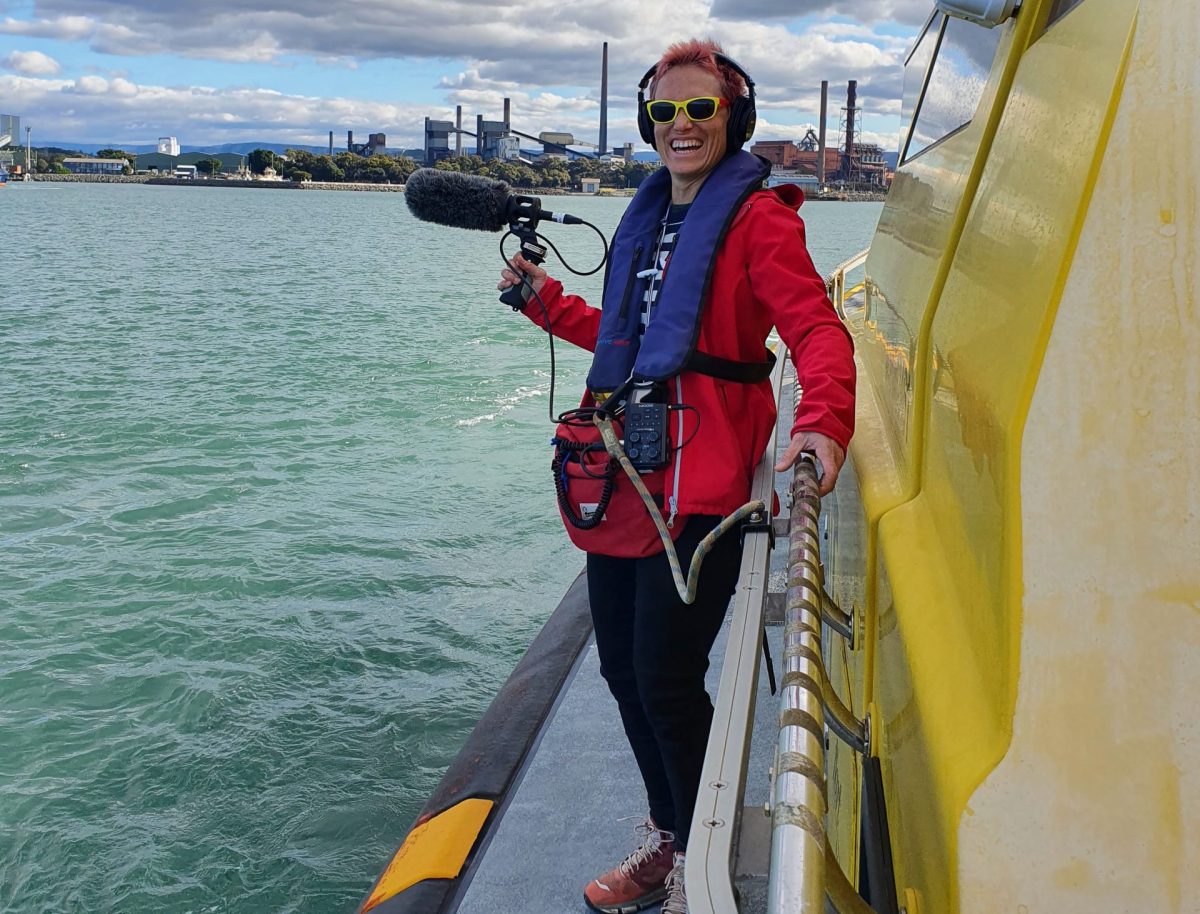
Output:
top-left (690, 250), bottom-right (873, 914)
top-left (688, 347), bottom-right (787, 914)
top-left (825, 248), bottom-right (870, 321)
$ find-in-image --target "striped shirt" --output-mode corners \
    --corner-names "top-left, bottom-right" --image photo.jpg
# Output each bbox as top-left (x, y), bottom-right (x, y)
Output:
top-left (639, 202), bottom-right (691, 335)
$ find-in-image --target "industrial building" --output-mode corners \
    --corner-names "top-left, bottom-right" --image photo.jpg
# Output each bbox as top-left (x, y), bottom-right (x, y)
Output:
top-left (0, 113), bottom-right (18, 147)
top-left (347, 131), bottom-right (387, 157)
top-left (63, 156), bottom-right (129, 175)
top-left (133, 151), bottom-right (246, 174)
top-left (751, 81), bottom-right (889, 189)
top-left (422, 42), bottom-right (624, 166)
top-left (0, 113), bottom-right (19, 171)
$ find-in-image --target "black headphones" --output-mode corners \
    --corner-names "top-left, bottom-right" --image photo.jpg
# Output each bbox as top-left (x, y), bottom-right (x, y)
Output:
top-left (636, 52), bottom-right (757, 153)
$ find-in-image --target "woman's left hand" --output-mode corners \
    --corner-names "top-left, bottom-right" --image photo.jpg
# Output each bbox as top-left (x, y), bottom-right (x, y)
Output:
top-left (774, 431), bottom-right (845, 497)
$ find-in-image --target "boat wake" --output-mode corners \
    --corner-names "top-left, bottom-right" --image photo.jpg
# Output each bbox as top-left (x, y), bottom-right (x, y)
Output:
top-left (455, 385), bottom-right (546, 427)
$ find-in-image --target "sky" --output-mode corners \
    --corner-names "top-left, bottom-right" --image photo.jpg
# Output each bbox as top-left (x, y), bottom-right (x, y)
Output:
top-left (0, 0), bottom-right (932, 152)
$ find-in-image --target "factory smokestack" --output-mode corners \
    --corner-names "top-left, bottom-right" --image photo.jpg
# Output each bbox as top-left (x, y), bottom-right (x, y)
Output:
top-left (328, 130), bottom-right (334, 156)
top-left (599, 42), bottom-right (609, 157)
top-left (503, 97), bottom-right (511, 132)
top-left (456, 105), bottom-right (462, 155)
top-left (818, 80), bottom-right (828, 187)
top-left (843, 80), bottom-right (857, 184)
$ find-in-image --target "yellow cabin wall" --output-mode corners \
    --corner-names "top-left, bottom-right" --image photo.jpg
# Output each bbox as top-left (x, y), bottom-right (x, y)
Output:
top-left (874, 0), bottom-right (1140, 907)
top-left (958, 0), bottom-right (1199, 908)
top-left (828, 0), bottom-right (1198, 909)
top-left (830, 8), bottom-right (1040, 875)
top-left (833, 0), bottom-right (1042, 895)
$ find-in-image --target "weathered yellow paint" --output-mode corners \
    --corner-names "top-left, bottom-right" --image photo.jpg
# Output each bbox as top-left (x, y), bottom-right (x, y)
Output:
top-left (827, 0), bottom-right (1200, 908)
top-left (831, 0), bottom-right (1044, 888)
top-left (361, 798), bottom-right (493, 912)
top-left (869, 0), bottom-right (1141, 907)
top-left (957, 0), bottom-right (1200, 909)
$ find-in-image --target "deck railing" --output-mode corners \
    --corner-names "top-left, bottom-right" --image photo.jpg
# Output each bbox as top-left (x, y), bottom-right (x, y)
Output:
top-left (826, 248), bottom-right (870, 320)
top-left (688, 347), bottom-right (787, 914)
top-left (689, 247), bottom-right (874, 914)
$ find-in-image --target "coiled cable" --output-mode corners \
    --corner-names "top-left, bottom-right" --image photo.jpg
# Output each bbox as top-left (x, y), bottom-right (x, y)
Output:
top-left (593, 413), bottom-right (765, 604)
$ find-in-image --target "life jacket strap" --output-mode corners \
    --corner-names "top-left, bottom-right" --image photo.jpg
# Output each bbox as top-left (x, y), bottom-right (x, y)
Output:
top-left (683, 346), bottom-right (777, 383)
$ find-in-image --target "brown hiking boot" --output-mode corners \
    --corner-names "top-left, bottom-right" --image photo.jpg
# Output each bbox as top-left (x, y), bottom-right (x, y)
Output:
top-left (583, 819), bottom-right (677, 914)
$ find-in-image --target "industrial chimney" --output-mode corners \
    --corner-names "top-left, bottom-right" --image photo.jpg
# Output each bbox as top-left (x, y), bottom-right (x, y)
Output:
top-left (843, 80), bottom-right (858, 184)
top-left (818, 80), bottom-right (828, 186)
top-left (599, 42), bottom-right (609, 156)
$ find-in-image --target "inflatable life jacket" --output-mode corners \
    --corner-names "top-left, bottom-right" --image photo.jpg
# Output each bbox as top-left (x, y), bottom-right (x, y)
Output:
top-left (553, 152), bottom-right (778, 557)
top-left (586, 150), bottom-right (777, 396)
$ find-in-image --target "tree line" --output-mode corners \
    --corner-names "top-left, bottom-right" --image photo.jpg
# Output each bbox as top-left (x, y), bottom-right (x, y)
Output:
top-left (2, 143), bottom-right (662, 189)
top-left (250, 149), bottom-right (660, 189)
top-left (426, 154), bottom-right (660, 189)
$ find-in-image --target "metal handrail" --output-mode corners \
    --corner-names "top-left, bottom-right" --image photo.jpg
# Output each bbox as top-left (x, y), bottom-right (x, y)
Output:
top-left (820, 591), bottom-right (855, 645)
top-left (768, 458), bottom-right (828, 914)
top-left (825, 248), bottom-right (870, 320)
top-left (688, 349), bottom-right (787, 914)
top-left (689, 251), bottom-right (874, 914)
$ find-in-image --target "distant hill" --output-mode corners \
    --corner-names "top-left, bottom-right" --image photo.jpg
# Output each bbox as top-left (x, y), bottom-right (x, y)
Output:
top-left (36, 140), bottom-right (423, 157)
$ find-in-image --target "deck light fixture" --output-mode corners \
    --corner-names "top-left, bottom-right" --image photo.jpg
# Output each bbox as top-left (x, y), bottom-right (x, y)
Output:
top-left (935, 0), bottom-right (1019, 27)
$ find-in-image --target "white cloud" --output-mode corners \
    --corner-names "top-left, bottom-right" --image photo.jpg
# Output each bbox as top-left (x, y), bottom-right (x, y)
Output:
top-left (0, 14), bottom-right (95, 41)
top-left (1, 72), bottom-right (441, 147)
top-left (710, 0), bottom-right (929, 24)
top-left (1, 0), bottom-right (911, 97)
top-left (71, 74), bottom-right (109, 94)
top-left (3, 49), bottom-right (62, 76)
top-left (0, 0), bottom-right (921, 148)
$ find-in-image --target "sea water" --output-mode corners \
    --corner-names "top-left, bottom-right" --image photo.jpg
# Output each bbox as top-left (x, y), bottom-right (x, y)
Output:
top-left (0, 182), bottom-right (881, 913)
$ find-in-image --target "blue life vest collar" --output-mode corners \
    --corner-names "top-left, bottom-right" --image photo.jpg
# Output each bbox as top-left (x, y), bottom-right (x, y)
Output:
top-left (587, 151), bottom-right (774, 395)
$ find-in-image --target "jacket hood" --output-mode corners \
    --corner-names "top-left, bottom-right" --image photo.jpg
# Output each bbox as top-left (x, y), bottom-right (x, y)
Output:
top-left (770, 183), bottom-right (806, 208)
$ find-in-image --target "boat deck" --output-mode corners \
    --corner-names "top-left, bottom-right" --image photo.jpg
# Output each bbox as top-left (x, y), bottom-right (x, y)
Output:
top-left (451, 380), bottom-right (798, 914)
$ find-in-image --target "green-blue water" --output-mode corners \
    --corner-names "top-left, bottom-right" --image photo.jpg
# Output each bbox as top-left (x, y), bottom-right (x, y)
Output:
top-left (0, 182), bottom-right (881, 913)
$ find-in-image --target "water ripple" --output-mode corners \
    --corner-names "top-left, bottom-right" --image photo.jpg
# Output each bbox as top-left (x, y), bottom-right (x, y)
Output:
top-left (0, 183), bottom-right (881, 913)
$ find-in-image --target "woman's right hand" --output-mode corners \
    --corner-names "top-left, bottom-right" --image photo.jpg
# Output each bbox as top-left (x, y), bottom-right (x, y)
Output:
top-left (497, 253), bottom-right (548, 297)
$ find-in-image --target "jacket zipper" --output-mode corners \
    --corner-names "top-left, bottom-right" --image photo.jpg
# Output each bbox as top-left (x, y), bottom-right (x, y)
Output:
top-left (617, 244), bottom-right (644, 325)
top-left (667, 374), bottom-right (684, 527)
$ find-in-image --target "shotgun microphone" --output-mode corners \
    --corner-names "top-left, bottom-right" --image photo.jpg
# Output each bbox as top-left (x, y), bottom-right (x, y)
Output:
top-left (403, 168), bottom-right (583, 231)
top-left (404, 168), bottom-right (583, 308)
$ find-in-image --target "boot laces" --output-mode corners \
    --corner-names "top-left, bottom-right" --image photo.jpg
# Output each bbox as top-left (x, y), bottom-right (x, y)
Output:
top-left (616, 818), bottom-right (674, 878)
top-left (661, 854), bottom-right (687, 914)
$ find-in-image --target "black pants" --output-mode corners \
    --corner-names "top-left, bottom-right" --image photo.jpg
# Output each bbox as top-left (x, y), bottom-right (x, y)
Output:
top-left (586, 516), bottom-right (744, 851)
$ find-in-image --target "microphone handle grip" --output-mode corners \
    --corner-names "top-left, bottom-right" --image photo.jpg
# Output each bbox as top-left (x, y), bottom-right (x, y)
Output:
top-left (499, 238), bottom-right (547, 311)
top-left (499, 278), bottom-right (533, 310)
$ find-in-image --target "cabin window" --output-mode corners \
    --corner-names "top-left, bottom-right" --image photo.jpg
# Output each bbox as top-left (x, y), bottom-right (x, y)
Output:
top-left (898, 11), bottom-right (943, 159)
top-left (903, 14), bottom-right (1003, 162)
top-left (1046, 0), bottom-right (1087, 26)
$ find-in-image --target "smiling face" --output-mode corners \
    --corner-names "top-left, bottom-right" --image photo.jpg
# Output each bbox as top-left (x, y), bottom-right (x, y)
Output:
top-left (651, 64), bottom-right (730, 201)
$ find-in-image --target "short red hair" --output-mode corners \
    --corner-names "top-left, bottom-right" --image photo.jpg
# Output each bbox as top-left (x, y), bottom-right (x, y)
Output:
top-left (652, 39), bottom-right (747, 103)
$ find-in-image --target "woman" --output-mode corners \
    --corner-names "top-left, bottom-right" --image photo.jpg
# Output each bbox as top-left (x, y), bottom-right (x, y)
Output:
top-left (499, 39), bottom-right (855, 914)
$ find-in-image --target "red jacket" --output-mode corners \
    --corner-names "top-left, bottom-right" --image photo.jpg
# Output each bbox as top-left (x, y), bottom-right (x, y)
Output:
top-left (522, 185), bottom-right (855, 518)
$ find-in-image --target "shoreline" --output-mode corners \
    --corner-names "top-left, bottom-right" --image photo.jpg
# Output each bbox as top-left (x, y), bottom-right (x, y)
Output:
top-left (23, 173), bottom-right (886, 201)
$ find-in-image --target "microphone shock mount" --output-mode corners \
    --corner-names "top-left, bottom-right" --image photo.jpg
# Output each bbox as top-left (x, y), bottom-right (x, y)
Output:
top-left (499, 195), bottom-right (548, 310)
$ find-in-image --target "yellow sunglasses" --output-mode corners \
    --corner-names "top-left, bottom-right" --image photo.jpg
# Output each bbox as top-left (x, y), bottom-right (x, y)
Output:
top-left (645, 96), bottom-right (730, 125)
